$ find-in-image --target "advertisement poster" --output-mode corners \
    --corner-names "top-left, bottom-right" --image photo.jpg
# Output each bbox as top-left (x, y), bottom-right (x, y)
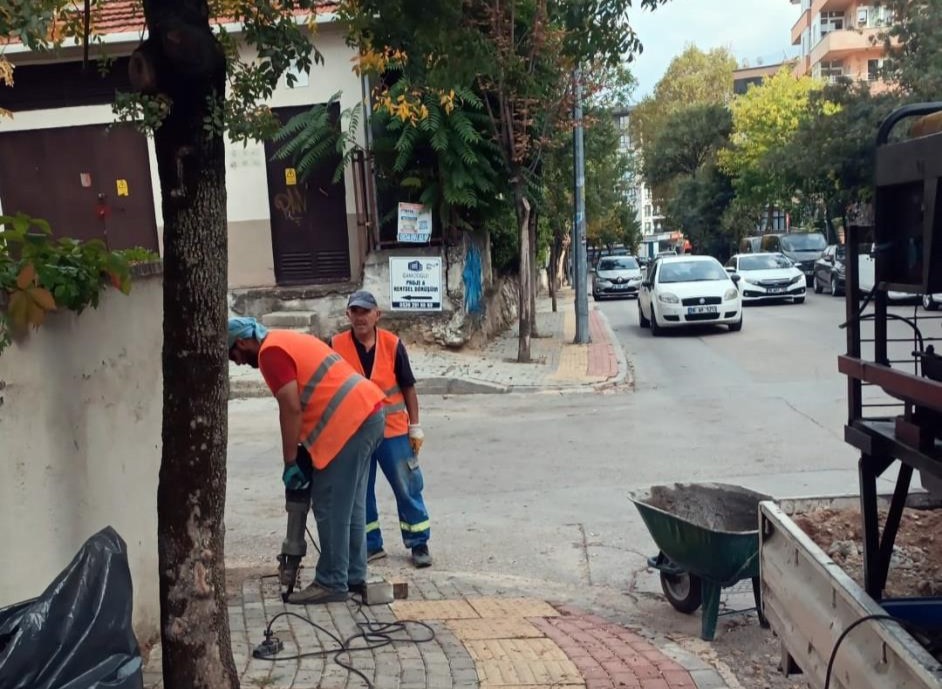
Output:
top-left (396, 202), bottom-right (433, 243)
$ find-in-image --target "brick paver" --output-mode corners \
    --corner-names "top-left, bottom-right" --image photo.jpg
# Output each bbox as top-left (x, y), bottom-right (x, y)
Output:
top-left (144, 579), bottom-right (723, 689)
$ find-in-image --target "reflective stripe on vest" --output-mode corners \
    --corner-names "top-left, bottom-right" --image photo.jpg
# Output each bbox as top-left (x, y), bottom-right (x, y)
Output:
top-left (259, 330), bottom-right (385, 469)
top-left (331, 329), bottom-right (410, 437)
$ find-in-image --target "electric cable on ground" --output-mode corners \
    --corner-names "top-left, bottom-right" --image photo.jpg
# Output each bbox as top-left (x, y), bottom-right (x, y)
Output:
top-left (253, 594), bottom-right (435, 689)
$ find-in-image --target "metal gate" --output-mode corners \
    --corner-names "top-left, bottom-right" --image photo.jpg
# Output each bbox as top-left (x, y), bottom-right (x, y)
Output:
top-left (263, 105), bottom-right (351, 286)
top-left (0, 123), bottom-right (159, 251)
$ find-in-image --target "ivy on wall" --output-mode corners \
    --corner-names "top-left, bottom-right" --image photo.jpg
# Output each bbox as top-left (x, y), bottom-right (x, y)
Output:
top-left (0, 213), bottom-right (158, 355)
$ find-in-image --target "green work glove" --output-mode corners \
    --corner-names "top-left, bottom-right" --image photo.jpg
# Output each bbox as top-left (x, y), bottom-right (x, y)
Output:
top-left (282, 462), bottom-right (310, 491)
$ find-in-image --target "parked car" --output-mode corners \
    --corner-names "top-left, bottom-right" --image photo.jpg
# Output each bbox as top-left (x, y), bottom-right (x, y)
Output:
top-left (759, 232), bottom-right (827, 285)
top-left (813, 244), bottom-right (847, 297)
top-left (725, 252), bottom-right (806, 304)
top-left (857, 242), bottom-right (916, 301)
top-left (593, 256), bottom-right (643, 299)
top-left (638, 255), bottom-right (743, 335)
top-left (739, 236), bottom-right (762, 254)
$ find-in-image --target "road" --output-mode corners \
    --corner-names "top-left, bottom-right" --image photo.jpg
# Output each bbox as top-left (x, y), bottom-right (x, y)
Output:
top-left (224, 289), bottom-right (919, 681)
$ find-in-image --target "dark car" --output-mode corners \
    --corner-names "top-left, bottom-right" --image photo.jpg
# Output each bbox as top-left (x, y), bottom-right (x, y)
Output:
top-left (760, 232), bottom-right (827, 286)
top-left (812, 244), bottom-right (846, 297)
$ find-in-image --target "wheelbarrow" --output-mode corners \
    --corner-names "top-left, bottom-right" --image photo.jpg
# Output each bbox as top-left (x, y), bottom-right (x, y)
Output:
top-left (629, 482), bottom-right (772, 641)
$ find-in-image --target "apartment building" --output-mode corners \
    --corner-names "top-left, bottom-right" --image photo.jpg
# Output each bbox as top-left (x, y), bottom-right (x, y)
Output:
top-left (790, 0), bottom-right (891, 89)
top-left (613, 108), bottom-right (666, 238)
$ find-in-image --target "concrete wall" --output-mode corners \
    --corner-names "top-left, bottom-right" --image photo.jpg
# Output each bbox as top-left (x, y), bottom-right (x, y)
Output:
top-left (1, 19), bottom-right (367, 290)
top-left (0, 268), bottom-right (163, 646)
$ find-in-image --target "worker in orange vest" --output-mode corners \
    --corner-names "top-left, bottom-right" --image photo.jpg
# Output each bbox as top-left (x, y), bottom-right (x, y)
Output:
top-left (329, 291), bottom-right (432, 568)
top-left (228, 316), bottom-right (386, 603)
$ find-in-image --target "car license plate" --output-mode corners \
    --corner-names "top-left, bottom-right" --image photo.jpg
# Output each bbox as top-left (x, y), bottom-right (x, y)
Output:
top-left (687, 306), bottom-right (718, 315)
top-left (767, 288), bottom-right (785, 294)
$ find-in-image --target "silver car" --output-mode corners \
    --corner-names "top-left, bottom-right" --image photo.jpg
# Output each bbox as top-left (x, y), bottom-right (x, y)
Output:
top-left (593, 256), bottom-right (643, 299)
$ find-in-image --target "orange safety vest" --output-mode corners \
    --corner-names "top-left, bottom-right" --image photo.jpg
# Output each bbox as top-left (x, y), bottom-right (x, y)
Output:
top-left (331, 328), bottom-right (410, 438)
top-left (259, 330), bottom-right (385, 469)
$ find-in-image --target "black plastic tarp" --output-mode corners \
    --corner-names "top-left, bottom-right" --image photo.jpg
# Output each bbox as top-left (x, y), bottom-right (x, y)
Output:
top-left (0, 526), bottom-right (145, 689)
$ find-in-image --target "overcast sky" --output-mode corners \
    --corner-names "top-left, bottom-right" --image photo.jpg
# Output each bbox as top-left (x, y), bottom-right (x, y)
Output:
top-left (627, 0), bottom-right (803, 101)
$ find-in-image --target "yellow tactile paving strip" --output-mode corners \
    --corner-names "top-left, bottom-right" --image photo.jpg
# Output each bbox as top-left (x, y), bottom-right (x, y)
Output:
top-left (394, 597), bottom-right (584, 688)
top-left (446, 618), bottom-right (545, 640)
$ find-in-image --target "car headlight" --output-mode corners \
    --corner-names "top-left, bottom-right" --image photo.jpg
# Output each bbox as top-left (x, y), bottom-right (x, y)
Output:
top-left (596, 279), bottom-right (611, 286)
top-left (790, 274), bottom-right (803, 284)
top-left (658, 293), bottom-right (680, 304)
top-left (724, 288), bottom-right (739, 301)
top-left (743, 278), bottom-right (758, 286)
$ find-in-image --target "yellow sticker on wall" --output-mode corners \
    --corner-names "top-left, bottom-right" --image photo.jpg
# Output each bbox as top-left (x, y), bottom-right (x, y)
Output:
top-left (116, 179), bottom-right (129, 197)
top-left (285, 168), bottom-right (297, 186)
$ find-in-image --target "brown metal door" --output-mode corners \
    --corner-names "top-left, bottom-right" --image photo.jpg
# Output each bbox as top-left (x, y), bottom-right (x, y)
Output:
top-left (0, 123), bottom-right (158, 251)
top-left (263, 105), bottom-right (351, 285)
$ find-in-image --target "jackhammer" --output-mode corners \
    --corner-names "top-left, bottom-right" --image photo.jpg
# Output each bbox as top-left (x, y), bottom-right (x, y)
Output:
top-left (276, 485), bottom-right (311, 600)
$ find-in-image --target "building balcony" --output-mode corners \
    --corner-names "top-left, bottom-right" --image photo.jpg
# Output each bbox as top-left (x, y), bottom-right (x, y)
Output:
top-left (791, 9), bottom-right (810, 46)
top-left (811, 0), bottom-right (854, 13)
top-left (810, 26), bottom-right (883, 66)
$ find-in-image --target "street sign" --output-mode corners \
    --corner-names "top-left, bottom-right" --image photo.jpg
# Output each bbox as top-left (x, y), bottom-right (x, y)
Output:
top-left (389, 257), bottom-right (443, 312)
top-left (396, 202), bottom-right (432, 243)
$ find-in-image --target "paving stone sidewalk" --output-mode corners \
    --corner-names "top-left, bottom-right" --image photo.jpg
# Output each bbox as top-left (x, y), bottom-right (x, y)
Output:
top-left (143, 573), bottom-right (729, 689)
top-left (230, 289), bottom-right (628, 397)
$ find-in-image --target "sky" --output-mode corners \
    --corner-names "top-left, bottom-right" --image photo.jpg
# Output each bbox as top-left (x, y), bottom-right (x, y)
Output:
top-left (627, 0), bottom-right (803, 101)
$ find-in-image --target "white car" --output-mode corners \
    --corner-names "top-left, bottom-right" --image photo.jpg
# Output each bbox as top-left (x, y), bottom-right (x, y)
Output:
top-left (638, 255), bottom-right (743, 334)
top-left (725, 252), bottom-right (806, 304)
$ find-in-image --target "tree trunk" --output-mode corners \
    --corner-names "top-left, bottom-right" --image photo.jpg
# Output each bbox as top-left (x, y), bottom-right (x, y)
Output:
top-left (516, 187), bottom-right (532, 363)
top-left (528, 207), bottom-right (539, 337)
top-left (136, 3), bottom-right (238, 687)
top-left (549, 231), bottom-right (558, 313)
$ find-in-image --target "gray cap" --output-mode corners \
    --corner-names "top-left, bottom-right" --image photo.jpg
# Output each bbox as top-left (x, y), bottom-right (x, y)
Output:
top-left (347, 290), bottom-right (379, 310)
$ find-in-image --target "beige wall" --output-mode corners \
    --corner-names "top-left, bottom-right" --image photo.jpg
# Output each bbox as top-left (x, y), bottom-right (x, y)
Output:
top-left (0, 271), bottom-right (163, 645)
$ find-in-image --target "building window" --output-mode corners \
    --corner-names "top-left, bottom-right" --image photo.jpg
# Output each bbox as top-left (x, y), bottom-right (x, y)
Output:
top-left (820, 60), bottom-right (844, 82)
top-left (868, 58), bottom-right (884, 81)
top-left (644, 205), bottom-right (652, 217)
top-left (820, 10), bottom-right (845, 36)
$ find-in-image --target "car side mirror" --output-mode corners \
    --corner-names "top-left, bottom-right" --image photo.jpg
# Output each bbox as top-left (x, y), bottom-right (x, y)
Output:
top-left (730, 274), bottom-right (741, 284)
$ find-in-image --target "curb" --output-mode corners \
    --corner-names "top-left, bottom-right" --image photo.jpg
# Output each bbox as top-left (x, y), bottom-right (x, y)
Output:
top-left (591, 305), bottom-right (632, 391)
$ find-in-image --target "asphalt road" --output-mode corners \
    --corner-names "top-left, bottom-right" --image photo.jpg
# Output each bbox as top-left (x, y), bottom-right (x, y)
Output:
top-left (225, 288), bottom-right (926, 668)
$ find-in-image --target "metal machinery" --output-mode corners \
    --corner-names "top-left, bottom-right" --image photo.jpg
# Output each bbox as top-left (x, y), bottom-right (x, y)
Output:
top-left (839, 103), bottom-right (942, 618)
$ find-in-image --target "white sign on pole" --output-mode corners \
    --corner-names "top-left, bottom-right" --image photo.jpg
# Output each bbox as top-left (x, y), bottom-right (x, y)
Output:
top-left (396, 202), bottom-right (433, 243)
top-left (389, 257), bottom-right (443, 311)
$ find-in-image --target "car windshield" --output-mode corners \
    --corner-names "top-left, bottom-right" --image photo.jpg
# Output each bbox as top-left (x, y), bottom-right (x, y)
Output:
top-left (781, 234), bottom-right (826, 252)
top-left (835, 246), bottom-right (846, 260)
top-left (739, 255), bottom-right (793, 271)
top-left (598, 257), bottom-right (639, 271)
top-left (658, 260), bottom-right (728, 284)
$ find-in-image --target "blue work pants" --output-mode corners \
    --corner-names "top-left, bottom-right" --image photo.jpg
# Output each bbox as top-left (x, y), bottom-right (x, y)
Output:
top-left (366, 434), bottom-right (430, 551)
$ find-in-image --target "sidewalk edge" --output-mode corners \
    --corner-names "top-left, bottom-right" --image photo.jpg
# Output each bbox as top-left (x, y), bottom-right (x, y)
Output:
top-left (591, 306), bottom-right (632, 391)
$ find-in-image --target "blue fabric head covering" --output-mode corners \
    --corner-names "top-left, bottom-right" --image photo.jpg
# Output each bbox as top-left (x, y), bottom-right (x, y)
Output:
top-left (227, 317), bottom-right (269, 349)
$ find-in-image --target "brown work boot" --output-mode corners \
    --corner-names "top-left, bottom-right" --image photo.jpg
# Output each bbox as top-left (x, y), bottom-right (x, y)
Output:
top-left (286, 581), bottom-right (349, 605)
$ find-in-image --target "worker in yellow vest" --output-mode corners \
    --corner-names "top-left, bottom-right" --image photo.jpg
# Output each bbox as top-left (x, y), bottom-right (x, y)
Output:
top-left (330, 291), bottom-right (432, 568)
top-left (228, 316), bottom-right (386, 603)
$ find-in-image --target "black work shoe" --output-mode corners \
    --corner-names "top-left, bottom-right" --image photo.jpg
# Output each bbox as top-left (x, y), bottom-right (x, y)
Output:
top-left (367, 548), bottom-right (387, 563)
top-left (286, 582), bottom-right (349, 605)
top-left (348, 581), bottom-right (367, 598)
top-left (411, 545), bottom-right (432, 568)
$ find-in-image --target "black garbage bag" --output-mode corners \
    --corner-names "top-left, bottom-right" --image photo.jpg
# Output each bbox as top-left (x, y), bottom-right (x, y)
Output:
top-left (0, 527), bottom-right (145, 689)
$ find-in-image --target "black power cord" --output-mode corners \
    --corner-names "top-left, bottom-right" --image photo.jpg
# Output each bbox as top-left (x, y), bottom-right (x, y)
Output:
top-left (253, 593), bottom-right (436, 689)
top-left (823, 613), bottom-right (928, 689)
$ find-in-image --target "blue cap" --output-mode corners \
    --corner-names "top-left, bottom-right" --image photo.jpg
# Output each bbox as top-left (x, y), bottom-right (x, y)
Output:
top-left (347, 290), bottom-right (379, 309)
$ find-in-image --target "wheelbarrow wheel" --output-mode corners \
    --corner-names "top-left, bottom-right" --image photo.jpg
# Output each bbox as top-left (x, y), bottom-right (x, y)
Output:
top-left (660, 571), bottom-right (702, 614)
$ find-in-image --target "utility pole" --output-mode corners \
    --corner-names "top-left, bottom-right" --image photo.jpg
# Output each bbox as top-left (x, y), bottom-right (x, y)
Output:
top-left (572, 66), bottom-right (590, 344)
